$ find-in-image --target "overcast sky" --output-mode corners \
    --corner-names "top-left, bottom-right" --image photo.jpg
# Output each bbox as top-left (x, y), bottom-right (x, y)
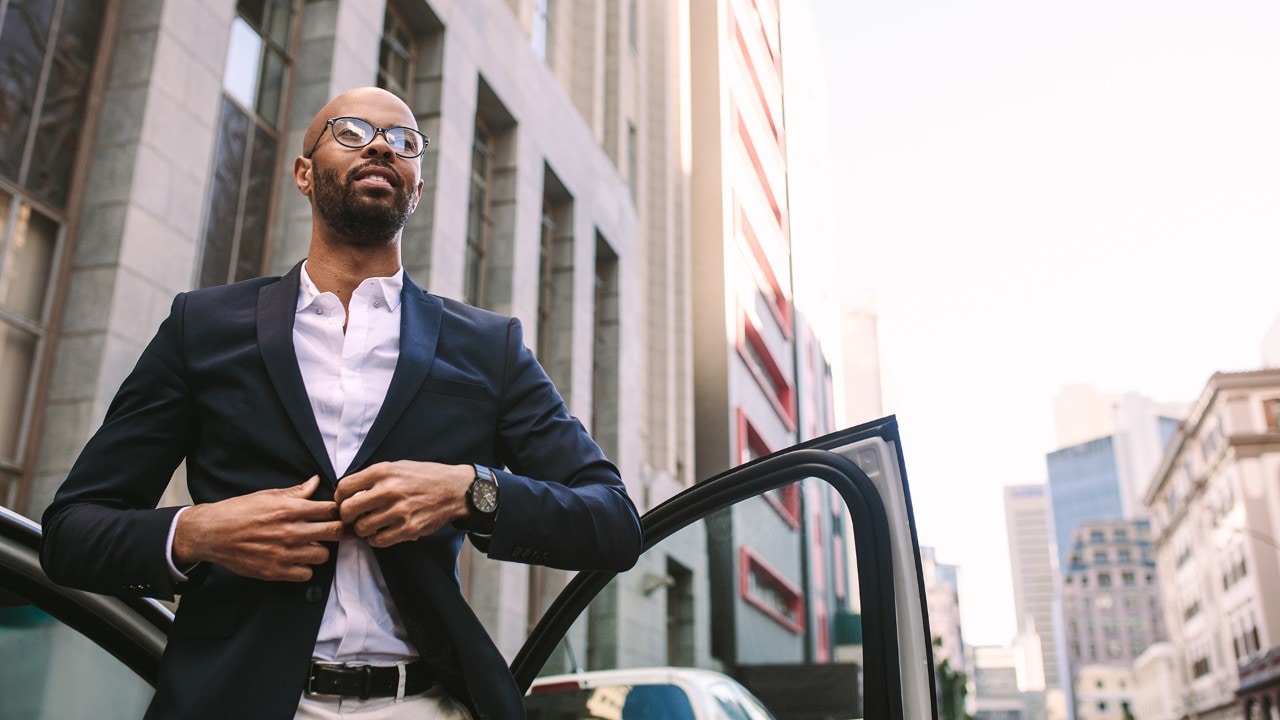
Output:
top-left (807, 0), bottom-right (1280, 646)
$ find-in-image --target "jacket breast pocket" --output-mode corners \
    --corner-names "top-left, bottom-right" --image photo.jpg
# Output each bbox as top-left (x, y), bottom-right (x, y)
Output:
top-left (419, 377), bottom-right (486, 401)
top-left (170, 596), bottom-right (242, 638)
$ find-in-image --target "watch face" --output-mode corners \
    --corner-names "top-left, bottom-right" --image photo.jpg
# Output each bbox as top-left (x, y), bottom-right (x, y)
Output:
top-left (472, 479), bottom-right (498, 514)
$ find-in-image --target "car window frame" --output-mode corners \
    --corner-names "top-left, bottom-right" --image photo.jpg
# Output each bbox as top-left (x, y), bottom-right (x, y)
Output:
top-left (511, 416), bottom-right (938, 720)
top-left (0, 506), bottom-right (172, 683)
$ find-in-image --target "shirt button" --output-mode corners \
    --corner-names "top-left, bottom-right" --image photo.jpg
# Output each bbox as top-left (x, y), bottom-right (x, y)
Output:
top-left (305, 585), bottom-right (324, 604)
top-left (315, 307), bottom-right (323, 314)
top-left (373, 300), bottom-right (381, 307)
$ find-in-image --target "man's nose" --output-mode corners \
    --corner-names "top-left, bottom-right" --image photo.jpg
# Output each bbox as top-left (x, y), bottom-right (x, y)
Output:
top-left (365, 129), bottom-right (395, 158)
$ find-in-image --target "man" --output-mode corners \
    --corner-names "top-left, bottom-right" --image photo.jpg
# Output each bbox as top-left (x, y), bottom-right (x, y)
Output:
top-left (40, 87), bottom-right (642, 720)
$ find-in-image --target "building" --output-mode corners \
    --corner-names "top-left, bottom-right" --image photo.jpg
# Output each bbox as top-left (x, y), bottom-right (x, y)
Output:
top-left (1145, 369), bottom-right (1280, 720)
top-left (1132, 642), bottom-right (1186, 720)
top-left (688, 0), bottom-right (853, 672)
top-left (922, 546), bottom-right (964, 672)
top-left (1059, 518), bottom-right (1166, 717)
top-left (1060, 518), bottom-right (1165, 670)
top-left (1072, 664), bottom-right (1136, 720)
top-left (1004, 484), bottom-right (1061, 699)
top-left (968, 644), bottom-right (1048, 720)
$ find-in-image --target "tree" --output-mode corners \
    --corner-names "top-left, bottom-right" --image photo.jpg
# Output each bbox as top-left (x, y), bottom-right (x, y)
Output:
top-left (934, 636), bottom-right (974, 720)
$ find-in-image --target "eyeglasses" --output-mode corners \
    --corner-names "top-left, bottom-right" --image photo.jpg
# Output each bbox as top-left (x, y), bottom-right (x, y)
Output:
top-left (306, 117), bottom-right (429, 159)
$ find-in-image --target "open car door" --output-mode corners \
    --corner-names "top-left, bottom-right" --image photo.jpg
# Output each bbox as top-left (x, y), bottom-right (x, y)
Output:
top-left (512, 416), bottom-right (938, 720)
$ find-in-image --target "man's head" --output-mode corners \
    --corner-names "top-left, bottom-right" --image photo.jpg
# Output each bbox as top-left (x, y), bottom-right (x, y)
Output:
top-left (294, 87), bottom-right (426, 246)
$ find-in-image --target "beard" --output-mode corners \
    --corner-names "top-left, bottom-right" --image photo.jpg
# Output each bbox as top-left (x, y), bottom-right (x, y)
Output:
top-left (312, 163), bottom-right (414, 245)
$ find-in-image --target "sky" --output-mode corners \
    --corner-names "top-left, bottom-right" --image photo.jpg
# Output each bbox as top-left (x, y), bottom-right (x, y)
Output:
top-left (806, 0), bottom-right (1280, 646)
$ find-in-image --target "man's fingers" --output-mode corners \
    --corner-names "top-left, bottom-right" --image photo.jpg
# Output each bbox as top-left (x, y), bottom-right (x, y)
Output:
top-left (278, 475), bottom-right (322, 498)
top-left (293, 520), bottom-right (346, 543)
top-left (290, 499), bottom-right (341, 522)
top-left (334, 466), bottom-right (381, 505)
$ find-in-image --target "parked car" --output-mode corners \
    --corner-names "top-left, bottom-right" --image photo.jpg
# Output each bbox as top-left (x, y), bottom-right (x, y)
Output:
top-left (0, 417), bottom-right (934, 719)
top-left (526, 667), bottom-right (777, 719)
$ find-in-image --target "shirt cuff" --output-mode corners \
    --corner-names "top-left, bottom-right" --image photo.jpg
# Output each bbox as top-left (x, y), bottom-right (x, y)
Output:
top-left (165, 506), bottom-right (193, 582)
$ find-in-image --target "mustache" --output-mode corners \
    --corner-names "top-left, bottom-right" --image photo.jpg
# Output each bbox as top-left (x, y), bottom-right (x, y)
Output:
top-left (347, 160), bottom-right (401, 187)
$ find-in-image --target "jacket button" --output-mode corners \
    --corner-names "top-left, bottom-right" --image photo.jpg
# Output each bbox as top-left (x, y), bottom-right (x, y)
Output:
top-left (305, 585), bottom-right (324, 604)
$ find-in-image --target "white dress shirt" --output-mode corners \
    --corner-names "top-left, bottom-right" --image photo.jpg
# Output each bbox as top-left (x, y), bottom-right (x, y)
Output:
top-left (294, 263), bottom-right (417, 663)
top-left (166, 264), bottom-right (420, 663)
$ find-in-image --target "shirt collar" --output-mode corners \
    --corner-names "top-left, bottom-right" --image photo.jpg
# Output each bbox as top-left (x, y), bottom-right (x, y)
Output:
top-left (297, 261), bottom-right (404, 313)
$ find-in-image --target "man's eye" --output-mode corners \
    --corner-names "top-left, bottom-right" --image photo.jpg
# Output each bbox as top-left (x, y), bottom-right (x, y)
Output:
top-left (335, 124), bottom-right (366, 140)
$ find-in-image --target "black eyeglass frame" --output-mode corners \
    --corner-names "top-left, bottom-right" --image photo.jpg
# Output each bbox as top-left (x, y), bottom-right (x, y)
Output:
top-left (305, 117), bottom-right (429, 159)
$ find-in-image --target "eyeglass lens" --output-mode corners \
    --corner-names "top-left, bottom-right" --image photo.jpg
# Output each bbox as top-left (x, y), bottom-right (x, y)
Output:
top-left (330, 117), bottom-right (426, 157)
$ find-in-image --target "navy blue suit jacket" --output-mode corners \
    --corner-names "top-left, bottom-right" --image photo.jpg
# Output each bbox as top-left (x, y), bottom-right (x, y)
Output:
top-left (41, 262), bottom-right (642, 719)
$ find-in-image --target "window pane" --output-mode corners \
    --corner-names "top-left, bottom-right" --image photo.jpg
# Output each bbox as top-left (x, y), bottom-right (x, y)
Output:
top-left (233, 125), bottom-right (275, 282)
top-left (256, 47), bottom-right (286, 127)
top-left (0, 203), bottom-right (58, 321)
top-left (200, 98), bottom-right (250, 288)
top-left (522, 480), bottom-right (826, 717)
top-left (222, 17), bottom-right (263, 110)
top-left (0, 321), bottom-right (37, 463)
top-left (263, 0), bottom-right (293, 47)
top-left (236, 0), bottom-right (267, 29)
top-left (0, 0), bottom-right (57, 183)
top-left (26, 0), bottom-right (105, 208)
top-left (0, 606), bottom-right (153, 718)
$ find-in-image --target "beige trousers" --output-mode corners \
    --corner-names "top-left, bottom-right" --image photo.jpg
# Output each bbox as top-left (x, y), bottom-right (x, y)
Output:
top-left (295, 684), bottom-right (473, 720)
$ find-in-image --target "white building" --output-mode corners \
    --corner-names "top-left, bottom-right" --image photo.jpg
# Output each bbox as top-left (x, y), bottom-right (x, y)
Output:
top-left (1144, 369), bottom-right (1280, 720)
top-left (1005, 483), bottom-right (1061, 698)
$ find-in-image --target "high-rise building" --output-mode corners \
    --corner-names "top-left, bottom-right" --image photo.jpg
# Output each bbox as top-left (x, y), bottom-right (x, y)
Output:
top-left (688, 0), bottom-right (851, 671)
top-left (1044, 389), bottom-right (1181, 717)
top-left (1045, 400), bottom-right (1181, 568)
top-left (1004, 484), bottom-right (1061, 696)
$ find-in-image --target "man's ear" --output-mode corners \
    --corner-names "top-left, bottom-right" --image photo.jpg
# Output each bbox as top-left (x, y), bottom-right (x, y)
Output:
top-left (293, 157), bottom-right (313, 196)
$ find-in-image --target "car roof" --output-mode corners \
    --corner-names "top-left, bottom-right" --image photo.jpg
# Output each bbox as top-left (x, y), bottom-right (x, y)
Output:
top-left (529, 667), bottom-right (739, 689)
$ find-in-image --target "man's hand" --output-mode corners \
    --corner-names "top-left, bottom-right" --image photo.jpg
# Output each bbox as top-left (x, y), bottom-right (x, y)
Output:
top-left (173, 476), bottom-right (345, 582)
top-left (334, 461), bottom-right (473, 547)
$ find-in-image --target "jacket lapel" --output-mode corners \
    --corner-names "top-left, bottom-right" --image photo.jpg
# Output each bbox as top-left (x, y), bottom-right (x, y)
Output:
top-left (256, 261), bottom-right (338, 484)
top-left (348, 273), bottom-right (443, 473)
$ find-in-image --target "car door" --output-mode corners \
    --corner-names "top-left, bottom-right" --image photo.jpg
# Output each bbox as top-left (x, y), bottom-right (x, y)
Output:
top-left (512, 416), bottom-right (937, 720)
top-left (0, 505), bottom-right (171, 719)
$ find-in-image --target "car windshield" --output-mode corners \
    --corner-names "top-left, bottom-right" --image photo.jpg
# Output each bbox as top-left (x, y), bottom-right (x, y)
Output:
top-left (525, 682), bottom-right (697, 720)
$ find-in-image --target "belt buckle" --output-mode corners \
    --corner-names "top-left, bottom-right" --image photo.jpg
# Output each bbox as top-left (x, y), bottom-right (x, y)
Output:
top-left (305, 661), bottom-right (362, 698)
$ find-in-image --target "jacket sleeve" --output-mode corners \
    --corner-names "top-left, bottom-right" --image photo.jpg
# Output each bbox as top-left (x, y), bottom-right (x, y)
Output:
top-left (40, 293), bottom-right (197, 601)
top-left (477, 317), bottom-right (642, 572)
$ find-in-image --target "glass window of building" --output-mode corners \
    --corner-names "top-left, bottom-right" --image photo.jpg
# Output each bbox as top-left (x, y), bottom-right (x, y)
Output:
top-left (199, 0), bottom-right (297, 288)
top-left (378, 7), bottom-right (414, 100)
top-left (464, 121), bottom-right (493, 307)
top-left (0, 0), bottom-right (106, 509)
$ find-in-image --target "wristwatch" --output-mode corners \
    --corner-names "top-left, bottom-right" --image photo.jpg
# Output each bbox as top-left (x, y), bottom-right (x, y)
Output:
top-left (464, 464), bottom-right (499, 527)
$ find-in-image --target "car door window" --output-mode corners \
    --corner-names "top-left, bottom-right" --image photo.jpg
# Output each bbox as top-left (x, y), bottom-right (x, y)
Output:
top-left (0, 602), bottom-right (154, 719)
top-left (513, 420), bottom-right (936, 720)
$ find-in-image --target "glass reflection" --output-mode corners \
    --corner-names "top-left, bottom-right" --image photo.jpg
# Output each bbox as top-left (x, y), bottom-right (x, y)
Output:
top-left (523, 477), bottom-right (864, 719)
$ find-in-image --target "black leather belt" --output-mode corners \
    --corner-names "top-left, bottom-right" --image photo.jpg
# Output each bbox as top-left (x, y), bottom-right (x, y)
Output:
top-left (305, 661), bottom-right (434, 699)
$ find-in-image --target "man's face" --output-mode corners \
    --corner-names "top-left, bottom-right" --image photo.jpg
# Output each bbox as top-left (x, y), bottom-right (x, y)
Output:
top-left (310, 157), bottom-right (415, 245)
top-left (304, 92), bottom-right (424, 245)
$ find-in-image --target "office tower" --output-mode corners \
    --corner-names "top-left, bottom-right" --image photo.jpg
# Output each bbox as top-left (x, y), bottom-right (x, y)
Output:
top-left (1005, 484), bottom-right (1061, 695)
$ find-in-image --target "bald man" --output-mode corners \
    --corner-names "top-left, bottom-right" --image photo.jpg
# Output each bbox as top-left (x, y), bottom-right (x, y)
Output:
top-left (41, 87), bottom-right (642, 720)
